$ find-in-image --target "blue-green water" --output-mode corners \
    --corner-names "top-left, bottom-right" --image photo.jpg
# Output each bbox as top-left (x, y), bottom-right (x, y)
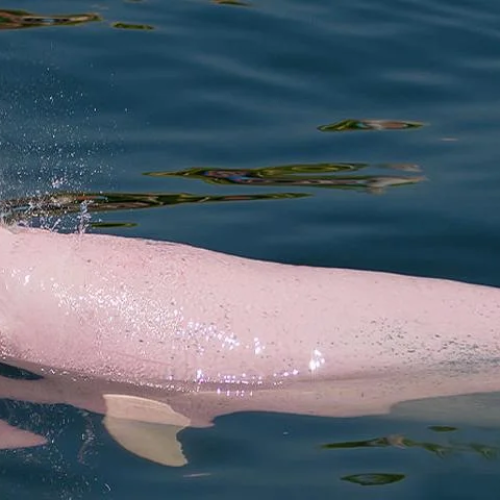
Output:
top-left (1, 0), bottom-right (500, 497)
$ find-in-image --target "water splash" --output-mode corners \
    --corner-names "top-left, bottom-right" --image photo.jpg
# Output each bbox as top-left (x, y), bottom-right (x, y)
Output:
top-left (77, 201), bottom-right (92, 234)
top-left (0, 62), bottom-right (112, 231)
top-left (0, 190), bottom-right (308, 227)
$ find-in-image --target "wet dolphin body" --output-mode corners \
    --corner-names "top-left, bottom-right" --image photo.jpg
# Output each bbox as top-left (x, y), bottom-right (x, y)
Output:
top-left (1, 224), bottom-right (500, 465)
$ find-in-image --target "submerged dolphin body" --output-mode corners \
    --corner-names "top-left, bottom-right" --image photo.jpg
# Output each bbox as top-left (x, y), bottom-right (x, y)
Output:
top-left (1, 224), bottom-right (500, 465)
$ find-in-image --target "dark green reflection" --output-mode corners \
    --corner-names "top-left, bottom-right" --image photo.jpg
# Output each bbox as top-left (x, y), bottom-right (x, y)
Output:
top-left (144, 163), bottom-right (425, 194)
top-left (0, 9), bottom-right (100, 29)
top-left (112, 22), bottom-right (154, 30)
top-left (323, 433), bottom-right (498, 459)
top-left (428, 425), bottom-right (457, 433)
top-left (341, 473), bottom-right (405, 486)
top-left (318, 119), bottom-right (424, 132)
top-left (90, 221), bottom-right (138, 228)
top-left (0, 190), bottom-right (307, 221)
top-left (213, 0), bottom-right (251, 6)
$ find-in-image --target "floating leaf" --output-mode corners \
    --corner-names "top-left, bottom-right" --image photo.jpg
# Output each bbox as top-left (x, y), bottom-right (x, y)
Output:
top-left (0, 9), bottom-right (100, 29)
top-left (317, 119), bottom-right (424, 132)
top-left (341, 473), bottom-right (405, 486)
top-left (112, 22), bottom-right (154, 30)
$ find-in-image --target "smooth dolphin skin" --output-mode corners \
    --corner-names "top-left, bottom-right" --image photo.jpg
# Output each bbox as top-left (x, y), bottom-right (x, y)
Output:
top-left (1, 224), bottom-right (500, 465)
top-left (1, 224), bottom-right (500, 386)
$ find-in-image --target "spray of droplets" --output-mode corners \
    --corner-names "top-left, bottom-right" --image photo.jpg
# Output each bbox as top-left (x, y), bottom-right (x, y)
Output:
top-left (0, 64), bottom-right (113, 232)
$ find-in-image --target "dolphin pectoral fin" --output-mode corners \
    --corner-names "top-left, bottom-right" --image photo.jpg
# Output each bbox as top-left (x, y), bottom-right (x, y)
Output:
top-left (103, 417), bottom-right (188, 467)
top-left (102, 394), bottom-right (190, 467)
top-left (0, 419), bottom-right (47, 450)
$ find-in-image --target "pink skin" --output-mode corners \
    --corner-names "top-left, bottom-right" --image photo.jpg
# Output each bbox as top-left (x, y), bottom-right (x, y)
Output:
top-left (1, 225), bottom-right (500, 449)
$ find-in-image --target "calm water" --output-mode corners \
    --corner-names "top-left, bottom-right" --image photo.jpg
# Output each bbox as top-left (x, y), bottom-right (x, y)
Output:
top-left (1, 0), bottom-right (500, 497)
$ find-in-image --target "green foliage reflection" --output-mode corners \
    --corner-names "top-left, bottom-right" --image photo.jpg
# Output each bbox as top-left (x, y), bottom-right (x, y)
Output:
top-left (213, 0), bottom-right (251, 5)
top-left (0, 9), bottom-right (100, 29)
top-left (144, 162), bottom-right (425, 194)
top-left (428, 425), bottom-right (457, 433)
top-left (341, 473), bottom-right (405, 486)
top-left (112, 22), bottom-right (154, 30)
top-left (323, 432), bottom-right (498, 460)
top-left (318, 119), bottom-right (425, 132)
top-left (0, 190), bottom-right (307, 223)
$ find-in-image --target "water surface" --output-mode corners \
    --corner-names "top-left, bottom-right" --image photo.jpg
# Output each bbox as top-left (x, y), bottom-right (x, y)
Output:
top-left (1, 0), bottom-right (500, 497)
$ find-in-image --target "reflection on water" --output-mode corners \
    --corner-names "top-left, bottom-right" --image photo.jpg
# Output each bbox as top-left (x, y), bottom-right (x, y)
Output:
top-left (0, 9), bottom-right (100, 29)
top-left (145, 162), bottom-right (425, 194)
top-left (0, 9), bottom-right (154, 31)
top-left (213, 0), bottom-right (251, 6)
top-left (91, 221), bottom-right (138, 228)
top-left (326, 429), bottom-right (499, 487)
top-left (341, 473), bottom-right (405, 487)
top-left (323, 432), bottom-right (498, 459)
top-left (0, 190), bottom-right (307, 225)
top-left (1, 359), bottom-right (500, 495)
top-left (112, 22), bottom-right (154, 30)
top-left (317, 119), bottom-right (425, 132)
top-left (0, 0), bottom-right (251, 32)
top-left (428, 425), bottom-right (457, 432)
top-left (0, 161), bottom-right (425, 226)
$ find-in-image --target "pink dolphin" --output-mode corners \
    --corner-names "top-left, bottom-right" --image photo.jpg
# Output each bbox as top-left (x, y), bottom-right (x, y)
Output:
top-left (1, 224), bottom-right (500, 465)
